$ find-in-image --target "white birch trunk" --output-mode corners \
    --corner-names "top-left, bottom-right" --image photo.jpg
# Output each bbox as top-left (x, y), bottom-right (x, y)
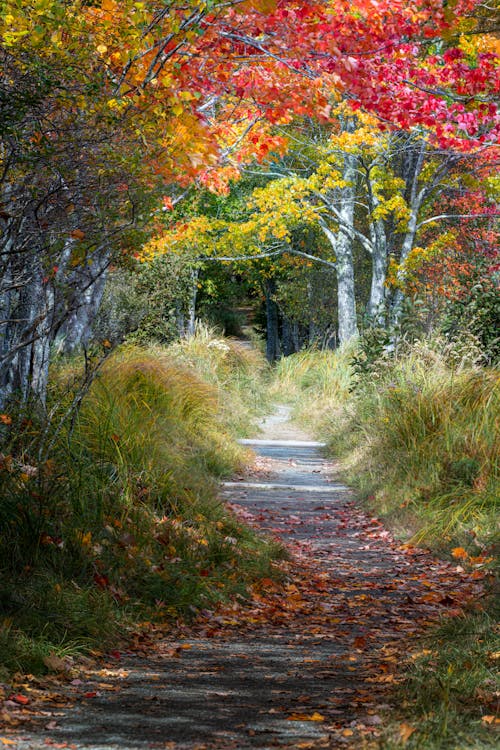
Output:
top-left (368, 218), bottom-right (388, 323)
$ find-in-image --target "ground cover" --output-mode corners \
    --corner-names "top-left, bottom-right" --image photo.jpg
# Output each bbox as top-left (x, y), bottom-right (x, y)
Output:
top-left (0, 333), bottom-right (277, 678)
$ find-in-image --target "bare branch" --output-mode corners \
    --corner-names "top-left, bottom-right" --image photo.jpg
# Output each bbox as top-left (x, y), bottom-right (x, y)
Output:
top-left (417, 213), bottom-right (500, 229)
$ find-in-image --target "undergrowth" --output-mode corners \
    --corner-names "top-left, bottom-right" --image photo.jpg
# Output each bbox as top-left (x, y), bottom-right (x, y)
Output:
top-left (274, 339), bottom-right (499, 552)
top-left (0, 333), bottom-right (279, 678)
top-left (273, 337), bottom-right (499, 747)
top-left (271, 345), bottom-right (353, 429)
top-left (378, 599), bottom-right (500, 749)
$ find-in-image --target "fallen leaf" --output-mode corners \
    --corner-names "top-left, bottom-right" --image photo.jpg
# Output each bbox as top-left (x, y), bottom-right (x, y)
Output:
top-left (451, 547), bottom-right (468, 560)
top-left (287, 712), bottom-right (325, 722)
top-left (399, 722), bottom-right (416, 743)
top-left (43, 653), bottom-right (70, 673)
top-left (9, 694), bottom-right (29, 705)
top-left (353, 636), bottom-right (367, 649)
top-left (342, 728), bottom-right (354, 737)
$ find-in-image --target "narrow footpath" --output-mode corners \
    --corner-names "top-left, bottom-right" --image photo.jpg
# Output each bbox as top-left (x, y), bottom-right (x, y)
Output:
top-left (12, 406), bottom-right (481, 749)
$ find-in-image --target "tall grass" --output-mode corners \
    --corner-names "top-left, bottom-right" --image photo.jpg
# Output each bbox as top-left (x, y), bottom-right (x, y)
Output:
top-left (271, 345), bottom-right (354, 431)
top-left (273, 340), bottom-right (499, 747)
top-left (168, 324), bottom-right (271, 436)
top-left (0, 336), bottom-right (278, 677)
top-left (332, 347), bottom-right (499, 549)
top-left (273, 340), bottom-right (499, 549)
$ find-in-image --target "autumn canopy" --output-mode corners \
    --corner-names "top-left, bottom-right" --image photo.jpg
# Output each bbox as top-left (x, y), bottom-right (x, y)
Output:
top-left (0, 0), bottom-right (499, 399)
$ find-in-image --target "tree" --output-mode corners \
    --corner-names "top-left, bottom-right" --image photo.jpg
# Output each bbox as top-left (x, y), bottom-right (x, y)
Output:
top-left (1, 0), bottom-right (498, 399)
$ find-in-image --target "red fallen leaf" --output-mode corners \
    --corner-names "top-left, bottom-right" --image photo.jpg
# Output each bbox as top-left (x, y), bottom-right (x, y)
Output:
top-left (259, 578), bottom-right (276, 588)
top-left (199, 569), bottom-right (210, 577)
top-left (93, 573), bottom-right (109, 589)
top-left (109, 650), bottom-right (121, 659)
top-left (83, 692), bottom-right (97, 699)
top-left (9, 694), bottom-right (29, 705)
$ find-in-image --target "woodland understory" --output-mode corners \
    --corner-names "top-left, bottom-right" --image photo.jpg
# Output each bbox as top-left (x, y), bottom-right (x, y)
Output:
top-left (0, 1), bottom-right (499, 748)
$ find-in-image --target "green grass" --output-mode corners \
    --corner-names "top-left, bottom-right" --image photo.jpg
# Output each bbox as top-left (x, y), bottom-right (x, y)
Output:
top-left (0, 335), bottom-right (280, 677)
top-left (271, 345), bottom-right (354, 431)
top-left (167, 324), bottom-right (271, 437)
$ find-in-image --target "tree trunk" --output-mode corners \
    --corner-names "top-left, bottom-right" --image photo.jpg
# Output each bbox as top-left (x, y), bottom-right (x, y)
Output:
top-left (368, 219), bottom-right (387, 323)
top-left (175, 302), bottom-right (186, 339)
top-left (58, 256), bottom-right (110, 353)
top-left (281, 316), bottom-right (295, 356)
top-left (0, 250), bottom-right (51, 408)
top-left (390, 205), bottom-right (421, 326)
top-left (186, 267), bottom-right (199, 338)
top-left (264, 278), bottom-right (280, 362)
top-left (321, 222), bottom-right (358, 345)
top-left (390, 141), bottom-right (427, 326)
top-left (292, 322), bottom-right (300, 352)
top-left (320, 133), bottom-right (359, 344)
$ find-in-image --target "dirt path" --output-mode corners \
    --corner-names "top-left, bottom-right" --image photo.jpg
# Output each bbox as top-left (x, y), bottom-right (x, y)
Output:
top-left (10, 406), bottom-right (481, 749)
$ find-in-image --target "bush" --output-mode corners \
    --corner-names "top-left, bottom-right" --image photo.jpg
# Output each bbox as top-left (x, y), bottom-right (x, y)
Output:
top-left (442, 280), bottom-right (500, 366)
top-left (328, 341), bottom-right (498, 549)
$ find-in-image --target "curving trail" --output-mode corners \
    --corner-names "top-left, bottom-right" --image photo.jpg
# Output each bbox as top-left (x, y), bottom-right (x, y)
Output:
top-left (12, 406), bottom-right (481, 749)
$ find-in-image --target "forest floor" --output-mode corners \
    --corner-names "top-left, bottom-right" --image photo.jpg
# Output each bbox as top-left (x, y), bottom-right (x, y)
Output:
top-left (2, 406), bottom-right (486, 749)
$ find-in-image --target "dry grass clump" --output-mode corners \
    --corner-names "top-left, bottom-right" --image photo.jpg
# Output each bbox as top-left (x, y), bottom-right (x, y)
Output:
top-left (272, 345), bottom-right (354, 432)
top-left (168, 324), bottom-right (270, 436)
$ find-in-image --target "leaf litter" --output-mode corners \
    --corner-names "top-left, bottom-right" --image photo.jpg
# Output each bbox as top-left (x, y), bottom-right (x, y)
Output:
top-left (0, 434), bottom-right (489, 749)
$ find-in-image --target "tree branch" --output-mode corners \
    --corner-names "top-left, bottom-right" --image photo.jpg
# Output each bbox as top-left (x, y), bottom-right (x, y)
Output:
top-left (417, 213), bottom-right (500, 229)
top-left (198, 246), bottom-right (336, 269)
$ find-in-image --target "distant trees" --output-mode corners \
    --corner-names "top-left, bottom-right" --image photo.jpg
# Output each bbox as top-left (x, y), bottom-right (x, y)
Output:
top-left (1, 0), bottom-right (498, 394)
top-left (151, 111), bottom-right (498, 356)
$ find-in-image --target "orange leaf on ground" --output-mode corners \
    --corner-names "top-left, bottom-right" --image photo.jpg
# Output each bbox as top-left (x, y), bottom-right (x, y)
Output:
top-left (399, 722), bottom-right (416, 742)
top-left (287, 712), bottom-right (325, 722)
top-left (451, 547), bottom-right (468, 559)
